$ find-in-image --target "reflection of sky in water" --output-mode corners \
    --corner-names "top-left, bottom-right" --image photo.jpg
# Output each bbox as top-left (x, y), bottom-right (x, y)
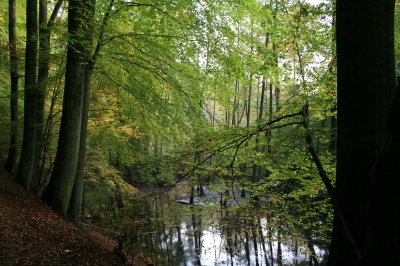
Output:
top-left (139, 187), bottom-right (329, 265)
top-left (157, 218), bottom-right (327, 266)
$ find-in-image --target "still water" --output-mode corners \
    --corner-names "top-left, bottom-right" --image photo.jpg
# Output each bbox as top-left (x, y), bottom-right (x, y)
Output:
top-left (118, 184), bottom-right (329, 266)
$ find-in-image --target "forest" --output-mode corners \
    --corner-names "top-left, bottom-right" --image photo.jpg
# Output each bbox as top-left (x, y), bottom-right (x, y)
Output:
top-left (1, 0), bottom-right (399, 265)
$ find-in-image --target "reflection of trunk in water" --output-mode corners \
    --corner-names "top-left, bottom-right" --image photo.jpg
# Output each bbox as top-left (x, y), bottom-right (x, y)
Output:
top-left (304, 194), bottom-right (320, 266)
top-left (267, 216), bottom-right (274, 264)
top-left (251, 220), bottom-right (260, 266)
top-left (305, 228), bottom-right (320, 266)
top-left (113, 186), bottom-right (329, 265)
top-left (174, 195), bottom-right (187, 266)
top-left (244, 219), bottom-right (251, 265)
top-left (191, 206), bottom-right (202, 265)
top-left (277, 230), bottom-right (283, 266)
top-left (225, 225), bottom-right (235, 266)
top-left (221, 219), bottom-right (234, 266)
top-left (294, 237), bottom-right (299, 266)
top-left (158, 201), bottom-right (171, 265)
top-left (147, 201), bottom-right (157, 263)
top-left (176, 225), bottom-right (187, 265)
top-left (258, 218), bottom-right (270, 266)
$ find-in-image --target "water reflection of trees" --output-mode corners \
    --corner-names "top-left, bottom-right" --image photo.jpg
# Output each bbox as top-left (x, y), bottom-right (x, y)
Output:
top-left (85, 185), bottom-right (330, 265)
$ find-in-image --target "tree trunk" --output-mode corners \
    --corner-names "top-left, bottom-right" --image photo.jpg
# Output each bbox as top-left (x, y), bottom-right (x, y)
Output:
top-left (329, 104), bottom-right (336, 153)
top-left (42, 0), bottom-right (92, 216)
top-left (329, 0), bottom-right (396, 265)
top-left (329, 11), bottom-right (337, 155)
top-left (69, 0), bottom-right (97, 223)
top-left (5, 0), bottom-right (19, 175)
top-left (32, 0), bottom-right (48, 193)
top-left (33, 0), bottom-right (64, 192)
top-left (251, 78), bottom-right (266, 183)
top-left (362, 78), bottom-right (400, 264)
top-left (16, 0), bottom-right (38, 190)
top-left (69, 64), bottom-right (91, 223)
top-left (275, 86), bottom-right (280, 113)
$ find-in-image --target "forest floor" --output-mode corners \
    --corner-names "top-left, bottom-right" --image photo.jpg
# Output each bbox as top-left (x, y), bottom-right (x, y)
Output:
top-left (0, 165), bottom-right (145, 266)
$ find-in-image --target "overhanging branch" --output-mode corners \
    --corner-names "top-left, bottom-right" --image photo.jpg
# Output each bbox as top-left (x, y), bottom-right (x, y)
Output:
top-left (301, 103), bottom-right (361, 262)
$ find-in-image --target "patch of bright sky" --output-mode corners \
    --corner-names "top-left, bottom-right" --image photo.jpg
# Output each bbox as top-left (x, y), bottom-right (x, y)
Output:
top-left (305, 0), bottom-right (324, 5)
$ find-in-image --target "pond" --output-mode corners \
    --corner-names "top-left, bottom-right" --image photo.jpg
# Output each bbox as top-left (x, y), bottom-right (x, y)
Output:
top-left (117, 184), bottom-right (330, 266)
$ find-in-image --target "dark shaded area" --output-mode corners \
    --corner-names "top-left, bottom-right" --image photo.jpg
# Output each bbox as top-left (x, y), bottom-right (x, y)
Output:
top-left (0, 165), bottom-right (140, 266)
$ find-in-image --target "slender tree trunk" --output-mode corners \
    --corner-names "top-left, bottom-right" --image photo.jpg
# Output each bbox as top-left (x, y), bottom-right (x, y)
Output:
top-left (5, 0), bottom-right (19, 175)
top-left (329, 104), bottom-right (337, 153)
top-left (212, 100), bottom-right (216, 126)
top-left (241, 72), bottom-right (253, 196)
top-left (251, 78), bottom-right (266, 184)
top-left (329, 10), bottom-right (337, 154)
top-left (16, 0), bottom-right (38, 190)
top-left (225, 109), bottom-right (230, 128)
top-left (275, 86), bottom-right (280, 113)
top-left (38, 58), bottom-right (65, 183)
top-left (266, 83), bottom-right (273, 156)
top-left (259, 78), bottom-right (266, 122)
top-left (42, 0), bottom-right (93, 216)
top-left (32, 0), bottom-right (48, 192)
top-left (231, 80), bottom-right (239, 127)
top-left (247, 74), bottom-right (252, 127)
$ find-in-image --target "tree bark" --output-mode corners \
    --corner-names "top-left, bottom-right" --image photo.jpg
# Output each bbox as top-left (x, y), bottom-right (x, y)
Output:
top-left (16, 0), bottom-right (38, 190)
top-left (69, 63), bottom-right (91, 223)
top-left (31, 0), bottom-right (48, 193)
top-left (42, 0), bottom-right (92, 216)
top-left (5, 0), bottom-right (19, 175)
top-left (33, 0), bottom-right (64, 192)
top-left (329, 0), bottom-right (396, 265)
top-left (360, 78), bottom-right (400, 264)
top-left (69, 0), bottom-right (97, 223)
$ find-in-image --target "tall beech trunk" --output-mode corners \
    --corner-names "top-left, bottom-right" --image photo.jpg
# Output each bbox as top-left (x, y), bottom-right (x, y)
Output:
top-left (16, 0), bottom-right (38, 190)
top-left (42, 0), bottom-right (93, 216)
top-left (69, 63), bottom-right (92, 223)
top-left (32, 0), bottom-right (48, 192)
top-left (33, 0), bottom-right (64, 192)
top-left (69, 0), bottom-right (98, 223)
top-left (5, 0), bottom-right (19, 175)
top-left (329, 0), bottom-right (397, 265)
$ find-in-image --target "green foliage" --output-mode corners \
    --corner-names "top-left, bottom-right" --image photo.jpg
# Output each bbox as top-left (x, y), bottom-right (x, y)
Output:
top-left (2, 0), bottom-right (338, 259)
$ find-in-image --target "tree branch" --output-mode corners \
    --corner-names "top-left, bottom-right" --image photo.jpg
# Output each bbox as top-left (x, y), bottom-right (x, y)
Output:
top-left (301, 103), bottom-right (361, 261)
